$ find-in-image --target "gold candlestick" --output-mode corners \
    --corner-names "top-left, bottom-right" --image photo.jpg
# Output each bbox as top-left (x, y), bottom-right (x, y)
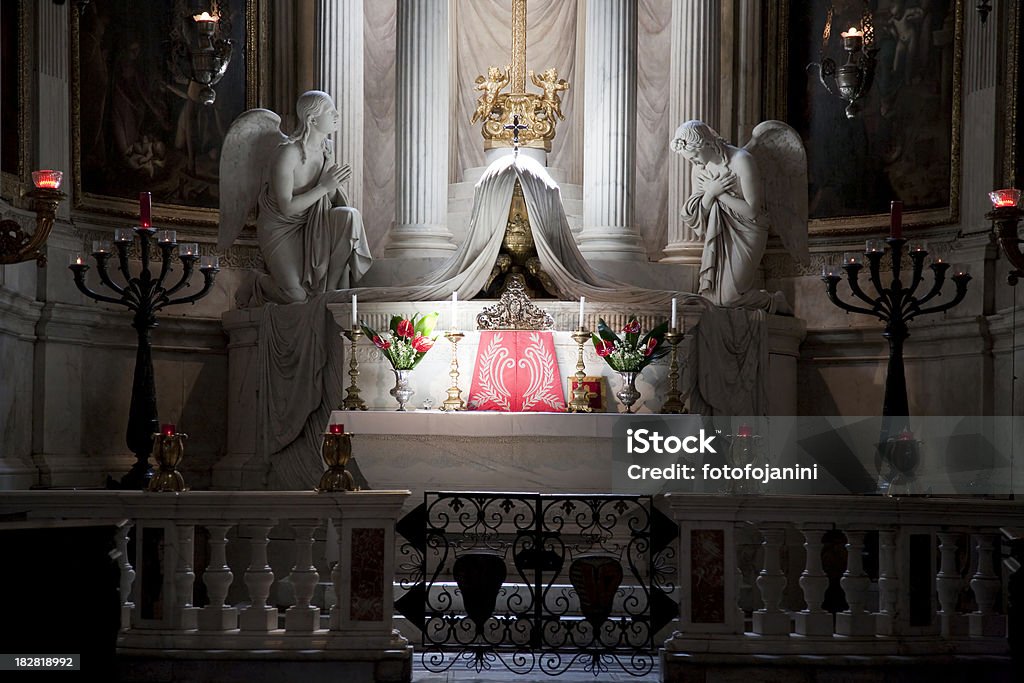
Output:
top-left (317, 431), bottom-right (358, 492)
top-left (660, 329), bottom-right (686, 414)
top-left (148, 430), bottom-right (188, 492)
top-left (342, 328), bottom-right (368, 411)
top-left (441, 331), bottom-right (466, 411)
top-left (567, 327), bottom-right (593, 413)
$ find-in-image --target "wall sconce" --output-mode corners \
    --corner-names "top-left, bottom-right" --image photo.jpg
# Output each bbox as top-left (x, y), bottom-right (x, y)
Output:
top-left (987, 188), bottom-right (1024, 285)
top-left (0, 170), bottom-right (67, 266)
top-left (808, 6), bottom-right (878, 119)
top-left (190, 10), bottom-right (232, 106)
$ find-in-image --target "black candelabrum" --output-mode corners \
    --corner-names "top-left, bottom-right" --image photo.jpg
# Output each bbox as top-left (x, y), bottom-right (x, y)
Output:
top-left (821, 236), bottom-right (971, 428)
top-left (69, 222), bottom-right (219, 488)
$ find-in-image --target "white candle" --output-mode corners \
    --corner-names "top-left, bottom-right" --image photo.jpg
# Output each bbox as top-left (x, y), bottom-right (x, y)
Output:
top-left (578, 296), bottom-right (585, 330)
top-left (351, 294), bottom-right (357, 328)
top-left (451, 291), bottom-right (458, 330)
top-left (671, 298), bottom-right (677, 330)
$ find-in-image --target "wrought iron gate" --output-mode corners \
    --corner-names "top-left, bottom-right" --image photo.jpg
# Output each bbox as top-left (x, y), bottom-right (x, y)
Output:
top-left (395, 492), bottom-right (678, 677)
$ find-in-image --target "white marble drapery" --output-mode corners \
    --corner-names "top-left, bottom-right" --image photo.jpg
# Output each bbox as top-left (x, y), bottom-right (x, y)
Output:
top-left (662, 0), bottom-right (720, 264)
top-left (313, 0), bottom-right (364, 210)
top-left (385, 0), bottom-right (456, 257)
top-left (577, 0), bottom-right (646, 261)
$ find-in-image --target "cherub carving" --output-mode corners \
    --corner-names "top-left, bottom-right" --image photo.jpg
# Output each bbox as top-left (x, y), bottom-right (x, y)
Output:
top-left (471, 65), bottom-right (510, 124)
top-left (529, 67), bottom-right (569, 121)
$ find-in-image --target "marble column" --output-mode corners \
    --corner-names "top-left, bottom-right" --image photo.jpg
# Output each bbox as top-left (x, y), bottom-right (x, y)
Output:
top-left (662, 0), bottom-right (719, 264)
top-left (384, 0), bottom-right (455, 257)
top-left (314, 0), bottom-right (364, 209)
top-left (578, 0), bottom-right (646, 261)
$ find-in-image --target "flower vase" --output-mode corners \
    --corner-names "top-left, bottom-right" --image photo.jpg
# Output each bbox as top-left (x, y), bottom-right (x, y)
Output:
top-left (390, 368), bottom-right (415, 411)
top-left (615, 370), bottom-right (641, 413)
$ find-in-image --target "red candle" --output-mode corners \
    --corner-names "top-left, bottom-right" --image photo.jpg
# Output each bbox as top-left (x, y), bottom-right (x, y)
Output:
top-left (737, 424), bottom-right (753, 438)
top-left (890, 200), bottom-right (903, 239)
top-left (328, 424), bottom-right (344, 434)
top-left (139, 192), bottom-right (152, 228)
top-left (161, 423), bottom-right (176, 436)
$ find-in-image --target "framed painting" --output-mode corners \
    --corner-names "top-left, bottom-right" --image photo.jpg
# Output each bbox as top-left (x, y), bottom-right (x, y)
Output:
top-left (71, 0), bottom-right (267, 227)
top-left (1, 0), bottom-right (31, 200)
top-left (768, 0), bottom-right (963, 234)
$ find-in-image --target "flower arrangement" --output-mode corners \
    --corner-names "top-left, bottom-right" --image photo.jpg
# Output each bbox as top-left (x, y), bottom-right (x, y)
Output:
top-left (362, 312), bottom-right (439, 370)
top-left (591, 316), bottom-right (669, 372)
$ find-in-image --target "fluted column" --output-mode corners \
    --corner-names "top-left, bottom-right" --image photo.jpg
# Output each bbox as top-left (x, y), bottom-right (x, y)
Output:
top-left (385, 0), bottom-right (455, 257)
top-left (662, 0), bottom-right (720, 263)
top-left (578, 0), bottom-right (646, 261)
top-left (314, 0), bottom-right (364, 209)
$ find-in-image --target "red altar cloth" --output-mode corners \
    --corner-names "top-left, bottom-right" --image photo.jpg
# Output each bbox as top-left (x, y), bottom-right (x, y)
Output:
top-left (467, 331), bottom-right (566, 412)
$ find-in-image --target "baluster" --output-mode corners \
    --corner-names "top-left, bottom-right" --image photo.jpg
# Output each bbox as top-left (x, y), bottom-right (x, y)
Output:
top-left (175, 523), bottom-right (198, 630)
top-left (753, 526), bottom-right (790, 635)
top-left (795, 524), bottom-right (832, 636)
top-left (114, 522), bottom-right (135, 631)
top-left (240, 520), bottom-right (278, 631)
top-left (876, 529), bottom-right (901, 636)
top-left (286, 520), bottom-right (323, 631)
top-left (330, 517), bottom-right (344, 630)
top-left (969, 532), bottom-right (1006, 638)
top-left (836, 529), bottom-right (874, 636)
top-left (937, 531), bottom-right (967, 637)
top-left (198, 523), bottom-right (238, 630)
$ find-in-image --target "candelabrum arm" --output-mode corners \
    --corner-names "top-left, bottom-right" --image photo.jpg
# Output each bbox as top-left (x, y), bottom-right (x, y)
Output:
top-left (164, 269), bottom-right (217, 308)
top-left (71, 267), bottom-right (137, 309)
top-left (910, 263), bottom-right (950, 310)
top-left (904, 252), bottom-right (928, 297)
top-left (825, 279), bottom-right (882, 317)
top-left (161, 257), bottom-right (198, 299)
top-left (156, 244), bottom-right (176, 285)
top-left (911, 276), bottom-right (970, 319)
top-left (845, 269), bottom-right (891, 318)
top-left (93, 254), bottom-right (128, 298)
top-left (115, 241), bottom-right (134, 287)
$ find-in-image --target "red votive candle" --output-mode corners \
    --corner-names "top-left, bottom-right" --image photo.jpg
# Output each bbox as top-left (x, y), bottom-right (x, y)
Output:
top-left (896, 429), bottom-right (914, 441)
top-left (328, 424), bottom-right (344, 434)
top-left (737, 424), bottom-right (753, 438)
top-left (890, 200), bottom-right (903, 239)
top-left (160, 423), bottom-right (176, 436)
top-left (139, 192), bottom-right (152, 228)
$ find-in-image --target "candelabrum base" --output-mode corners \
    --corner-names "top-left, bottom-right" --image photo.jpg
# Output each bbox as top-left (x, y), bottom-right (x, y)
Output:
top-left (317, 433), bottom-right (359, 492)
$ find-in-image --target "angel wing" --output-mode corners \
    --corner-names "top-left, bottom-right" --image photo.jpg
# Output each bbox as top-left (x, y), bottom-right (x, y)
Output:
top-left (218, 109), bottom-right (286, 250)
top-left (743, 121), bottom-right (809, 264)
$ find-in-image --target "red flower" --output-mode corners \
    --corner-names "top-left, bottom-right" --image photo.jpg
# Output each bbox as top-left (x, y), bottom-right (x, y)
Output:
top-left (623, 319), bottom-right (641, 334)
top-left (372, 335), bottom-right (391, 350)
top-left (595, 340), bottom-right (614, 357)
top-left (643, 337), bottom-right (659, 356)
top-left (411, 335), bottom-right (434, 353)
top-left (396, 319), bottom-right (415, 339)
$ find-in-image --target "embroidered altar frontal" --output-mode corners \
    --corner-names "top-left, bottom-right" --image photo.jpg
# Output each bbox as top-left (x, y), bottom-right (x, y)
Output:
top-left (467, 331), bottom-right (566, 412)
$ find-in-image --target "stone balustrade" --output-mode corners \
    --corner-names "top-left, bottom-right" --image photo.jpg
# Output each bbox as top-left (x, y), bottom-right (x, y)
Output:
top-left (662, 493), bottom-right (1021, 681)
top-left (0, 490), bottom-right (412, 683)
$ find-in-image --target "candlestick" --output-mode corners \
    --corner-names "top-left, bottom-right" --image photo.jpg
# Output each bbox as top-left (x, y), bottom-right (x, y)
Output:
top-left (890, 200), bottom-right (903, 239)
top-left (180, 243), bottom-right (199, 257)
top-left (351, 294), bottom-right (357, 328)
top-left (69, 253), bottom-right (85, 267)
top-left (450, 291), bottom-right (458, 330)
top-left (317, 428), bottom-right (357, 492)
top-left (440, 331), bottom-right (466, 411)
top-left (92, 240), bottom-right (112, 255)
top-left (199, 255), bottom-right (219, 270)
top-left (157, 229), bottom-right (177, 244)
top-left (671, 298), bottom-right (677, 331)
top-left (865, 239), bottom-right (886, 253)
top-left (139, 192), bottom-right (152, 228)
top-left (160, 423), bottom-right (176, 436)
top-left (114, 228), bottom-right (133, 243)
top-left (341, 328), bottom-right (368, 411)
top-left (566, 328), bottom-right (593, 413)
top-left (660, 330), bottom-right (686, 414)
top-left (148, 428), bottom-right (188, 492)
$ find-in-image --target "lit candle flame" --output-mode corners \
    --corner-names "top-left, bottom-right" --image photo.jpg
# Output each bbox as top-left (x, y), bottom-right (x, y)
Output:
top-left (841, 26), bottom-right (863, 38)
top-left (193, 11), bottom-right (219, 22)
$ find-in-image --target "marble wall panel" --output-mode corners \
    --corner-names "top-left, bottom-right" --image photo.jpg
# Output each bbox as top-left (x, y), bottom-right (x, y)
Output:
top-left (362, 0), bottom-right (398, 255)
top-left (453, 0), bottom-right (580, 182)
top-left (635, 0), bottom-right (672, 259)
top-left (0, 329), bottom-right (36, 486)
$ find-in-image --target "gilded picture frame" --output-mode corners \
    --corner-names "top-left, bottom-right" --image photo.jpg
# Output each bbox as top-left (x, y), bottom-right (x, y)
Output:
top-left (1, 0), bottom-right (31, 201)
top-left (767, 0), bottom-right (963, 235)
top-left (70, 0), bottom-right (267, 229)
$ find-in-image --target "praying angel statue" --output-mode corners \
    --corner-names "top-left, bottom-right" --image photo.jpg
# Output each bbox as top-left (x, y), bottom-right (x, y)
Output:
top-left (672, 120), bottom-right (808, 315)
top-left (218, 90), bottom-right (372, 306)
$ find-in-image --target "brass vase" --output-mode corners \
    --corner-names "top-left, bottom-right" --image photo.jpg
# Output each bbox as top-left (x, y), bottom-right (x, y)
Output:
top-left (318, 432), bottom-right (357, 492)
top-left (148, 432), bottom-right (188, 492)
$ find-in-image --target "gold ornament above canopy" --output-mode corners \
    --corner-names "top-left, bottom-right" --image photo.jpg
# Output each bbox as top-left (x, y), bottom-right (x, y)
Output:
top-left (470, 0), bottom-right (569, 152)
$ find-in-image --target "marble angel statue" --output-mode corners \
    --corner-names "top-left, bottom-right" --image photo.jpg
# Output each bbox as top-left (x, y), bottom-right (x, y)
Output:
top-left (671, 120), bottom-right (808, 314)
top-left (218, 90), bottom-right (371, 305)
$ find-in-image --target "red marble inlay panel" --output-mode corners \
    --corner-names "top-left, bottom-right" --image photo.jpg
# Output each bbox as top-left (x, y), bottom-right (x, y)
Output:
top-left (350, 527), bottom-right (386, 621)
top-left (690, 529), bottom-right (725, 624)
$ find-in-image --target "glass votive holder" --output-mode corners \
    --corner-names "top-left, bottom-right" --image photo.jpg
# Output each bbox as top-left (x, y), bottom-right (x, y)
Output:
top-left (32, 169), bottom-right (63, 190)
top-left (114, 228), bottom-right (133, 243)
top-left (179, 242), bottom-right (199, 257)
top-left (865, 239), bottom-right (886, 253)
top-left (91, 240), bottom-right (112, 254)
top-left (821, 264), bottom-right (843, 278)
top-left (842, 252), bottom-right (862, 266)
top-left (68, 253), bottom-right (85, 267)
top-left (199, 255), bottom-right (219, 270)
top-left (907, 240), bottom-right (928, 254)
top-left (157, 229), bottom-right (177, 244)
top-left (989, 188), bottom-right (1021, 209)
top-left (952, 263), bottom-right (970, 277)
